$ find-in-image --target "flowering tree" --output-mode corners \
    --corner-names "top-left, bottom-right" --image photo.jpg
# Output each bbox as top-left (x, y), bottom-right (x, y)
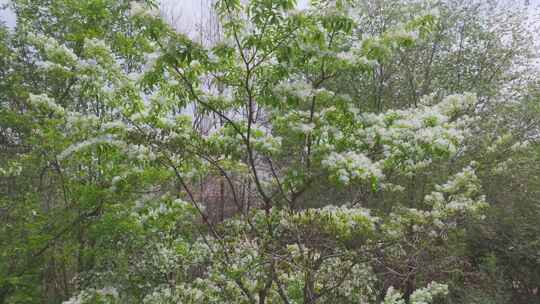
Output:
top-left (2, 0), bottom-right (520, 303)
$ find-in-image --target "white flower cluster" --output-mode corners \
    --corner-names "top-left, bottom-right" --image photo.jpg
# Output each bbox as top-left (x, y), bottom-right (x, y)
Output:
top-left (62, 287), bottom-right (118, 304)
top-left (123, 143), bottom-right (157, 161)
top-left (102, 121), bottom-right (127, 131)
top-left (492, 158), bottom-right (512, 174)
top-left (35, 34), bottom-right (78, 64)
top-left (58, 135), bottom-right (124, 160)
top-left (387, 27), bottom-right (419, 43)
top-left (28, 33), bottom-right (79, 73)
top-left (82, 38), bottom-right (118, 69)
top-left (65, 113), bottom-right (96, 130)
top-left (274, 79), bottom-right (314, 100)
top-left (383, 286), bottom-right (405, 304)
top-left (142, 51), bottom-right (161, 73)
top-left (438, 93), bottom-right (476, 114)
top-left (510, 140), bottom-right (530, 152)
top-left (35, 59), bottom-right (70, 72)
top-left (129, 1), bottom-right (160, 18)
top-left (335, 45), bottom-right (377, 67)
top-left (382, 165), bottom-right (487, 240)
top-left (273, 109), bottom-right (319, 138)
top-left (296, 122), bottom-right (316, 134)
top-left (409, 282), bottom-right (449, 304)
top-left (427, 165), bottom-right (487, 215)
top-left (151, 243), bottom-right (180, 273)
top-left (436, 165), bottom-right (479, 195)
top-left (322, 151), bottom-right (383, 185)
top-left (387, 165), bottom-right (486, 239)
top-left (0, 161), bottom-right (22, 177)
top-left (286, 205), bottom-right (378, 239)
top-left (383, 282), bottom-right (447, 304)
top-left (28, 93), bottom-right (65, 114)
top-left (83, 38), bottom-right (110, 54)
top-left (316, 259), bottom-right (377, 303)
top-left (353, 93), bottom-right (477, 174)
top-left (249, 124), bottom-right (282, 154)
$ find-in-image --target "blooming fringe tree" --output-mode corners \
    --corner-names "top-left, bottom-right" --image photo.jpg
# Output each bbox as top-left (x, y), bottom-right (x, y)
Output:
top-left (5, 0), bottom-right (527, 303)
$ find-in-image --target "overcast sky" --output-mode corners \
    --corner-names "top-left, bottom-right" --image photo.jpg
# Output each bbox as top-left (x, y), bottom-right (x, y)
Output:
top-left (0, 0), bottom-right (15, 27)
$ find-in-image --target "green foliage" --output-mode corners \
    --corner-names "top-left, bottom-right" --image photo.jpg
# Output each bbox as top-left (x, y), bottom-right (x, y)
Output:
top-left (0, 0), bottom-right (538, 303)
